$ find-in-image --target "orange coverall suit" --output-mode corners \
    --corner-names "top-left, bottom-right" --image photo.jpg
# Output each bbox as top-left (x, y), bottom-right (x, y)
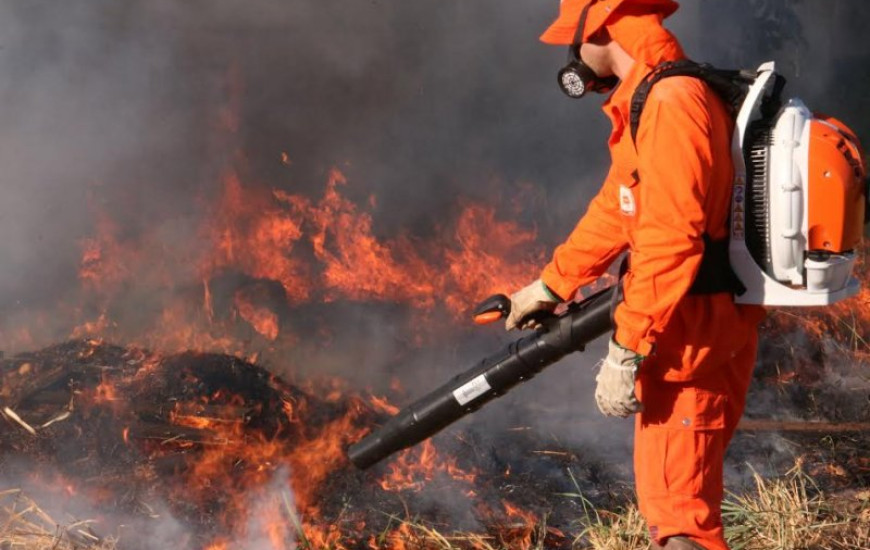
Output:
top-left (539, 56), bottom-right (765, 549)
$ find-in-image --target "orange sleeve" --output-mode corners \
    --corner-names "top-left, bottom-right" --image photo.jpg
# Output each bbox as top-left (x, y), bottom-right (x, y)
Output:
top-left (613, 78), bottom-right (714, 356)
top-left (540, 170), bottom-right (629, 301)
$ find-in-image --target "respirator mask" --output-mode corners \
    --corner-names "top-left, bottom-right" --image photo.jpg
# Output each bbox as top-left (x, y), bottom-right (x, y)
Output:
top-left (557, 1), bottom-right (619, 98)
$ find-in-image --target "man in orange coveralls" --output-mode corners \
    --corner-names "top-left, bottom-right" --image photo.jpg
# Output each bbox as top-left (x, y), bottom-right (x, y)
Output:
top-left (505, 1), bottom-right (765, 549)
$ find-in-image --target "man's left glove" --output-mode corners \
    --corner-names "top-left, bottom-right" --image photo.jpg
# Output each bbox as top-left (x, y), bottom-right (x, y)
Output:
top-left (505, 279), bottom-right (560, 331)
top-left (594, 338), bottom-right (644, 418)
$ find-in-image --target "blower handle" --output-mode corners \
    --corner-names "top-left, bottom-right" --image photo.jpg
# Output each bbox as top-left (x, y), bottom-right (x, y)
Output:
top-left (471, 293), bottom-right (556, 327)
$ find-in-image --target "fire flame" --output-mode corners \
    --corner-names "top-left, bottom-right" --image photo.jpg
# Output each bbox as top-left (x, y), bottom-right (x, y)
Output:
top-left (14, 161), bottom-right (546, 364)
top-left (0, 62), bottom-right (568, 549)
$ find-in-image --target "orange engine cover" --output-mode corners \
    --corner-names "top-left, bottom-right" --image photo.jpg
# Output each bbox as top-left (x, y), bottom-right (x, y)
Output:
top-left (807, 115), bottom-right (866, 253)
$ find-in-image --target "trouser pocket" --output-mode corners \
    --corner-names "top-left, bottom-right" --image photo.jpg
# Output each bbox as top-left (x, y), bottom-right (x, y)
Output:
top-left (635, 382), bottom-right (730, 546)
top-left (636, 383), bottom-right (727, 499)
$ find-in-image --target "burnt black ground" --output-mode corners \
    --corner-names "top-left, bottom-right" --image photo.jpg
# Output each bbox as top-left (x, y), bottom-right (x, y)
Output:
top-left (0, 340), bottom-right (623, 549)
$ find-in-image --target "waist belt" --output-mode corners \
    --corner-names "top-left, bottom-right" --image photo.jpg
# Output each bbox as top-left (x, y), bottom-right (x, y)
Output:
top-left (611, 234), bottom-right (746, 325)
top-left (688, 234), bottom-right (746, 296)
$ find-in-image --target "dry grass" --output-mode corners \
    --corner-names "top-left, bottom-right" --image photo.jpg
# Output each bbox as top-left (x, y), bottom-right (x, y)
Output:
top-left (722, 461), bottom-right (869, 550)
top-left (561, 468), bottom-right (649, 550)
top-left (0, 488), bottom-right (116, 550)
top-left (574, 504), bottom-right (649, 550)
top-left (372, 513), bottom-right (553, 550)
top-left (377, 519), bottom-right (504, 550)
top-left (566, 462), bottom-right (868, 550)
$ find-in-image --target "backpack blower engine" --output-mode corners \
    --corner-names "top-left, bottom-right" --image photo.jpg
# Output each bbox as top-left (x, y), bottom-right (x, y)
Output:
top-left (729, 62), bottom-right (866, 305)
top-left (347, 62), bottom-right (868, 470)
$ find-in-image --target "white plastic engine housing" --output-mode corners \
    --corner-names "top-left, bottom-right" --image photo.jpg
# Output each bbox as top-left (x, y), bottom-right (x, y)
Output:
top-left (767, 98), bottom-right (811, 285)
top-left (728, 62), bottom-right (861, 306)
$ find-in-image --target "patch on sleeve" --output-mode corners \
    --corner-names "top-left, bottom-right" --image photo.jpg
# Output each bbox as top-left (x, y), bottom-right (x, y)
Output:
top-left (619, 184), bottom-right (636, 216)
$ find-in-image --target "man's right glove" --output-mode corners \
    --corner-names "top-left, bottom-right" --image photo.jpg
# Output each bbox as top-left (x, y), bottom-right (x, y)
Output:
top-left (505, 279), bottom-right (560, 331)
top-left (594, 338), bottom-right (644, 417)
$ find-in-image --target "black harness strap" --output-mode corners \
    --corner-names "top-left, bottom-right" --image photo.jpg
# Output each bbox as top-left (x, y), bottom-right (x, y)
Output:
top-left (629, 60), bottom-right (754, 145)
top-left (628, 60), bottom-right (756, 296)
top-left (689, 234), bottom-right (746, 296)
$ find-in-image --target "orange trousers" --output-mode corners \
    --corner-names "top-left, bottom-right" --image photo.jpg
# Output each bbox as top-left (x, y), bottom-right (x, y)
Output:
top-left (634, 334), bottom-right (758, 550)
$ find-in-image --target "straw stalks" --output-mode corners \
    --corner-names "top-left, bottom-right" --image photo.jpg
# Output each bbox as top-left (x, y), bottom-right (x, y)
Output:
top-left (722, 462), bottom-right (868, 550)
top-left (0, 489), bottom-right (115, 550)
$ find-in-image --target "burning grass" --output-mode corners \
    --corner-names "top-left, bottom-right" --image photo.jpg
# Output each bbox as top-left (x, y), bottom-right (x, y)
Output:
top-left (1, 463), bottom-right (866, 549)
top-left (0, 261), bottom-right (867, 549)
top-left (0, 338), bottom-right (867, 549)
top-left (0, 340), bottom-right (609, 549)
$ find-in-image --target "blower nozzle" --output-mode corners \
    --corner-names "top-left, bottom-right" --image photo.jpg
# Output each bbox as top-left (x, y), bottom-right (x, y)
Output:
top-left (347, 286), bottom-right (615, 470)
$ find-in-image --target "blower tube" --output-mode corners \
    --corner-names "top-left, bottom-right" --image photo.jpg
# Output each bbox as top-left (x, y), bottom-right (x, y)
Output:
top-left (347, 285), bottom-right (615, 470)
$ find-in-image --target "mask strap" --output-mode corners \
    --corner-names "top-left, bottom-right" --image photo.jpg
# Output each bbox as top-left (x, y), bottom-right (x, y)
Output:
top-left (569, 0), bottom-right (597, 61)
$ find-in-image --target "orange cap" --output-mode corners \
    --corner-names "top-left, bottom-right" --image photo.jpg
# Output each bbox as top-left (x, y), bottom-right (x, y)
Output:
top-left (539, 0), bottom-right (679, 45)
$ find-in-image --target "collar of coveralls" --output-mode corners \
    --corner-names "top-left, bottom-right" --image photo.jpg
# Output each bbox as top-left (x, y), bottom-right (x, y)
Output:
top-left (600, 20), bottom-right (687, 142)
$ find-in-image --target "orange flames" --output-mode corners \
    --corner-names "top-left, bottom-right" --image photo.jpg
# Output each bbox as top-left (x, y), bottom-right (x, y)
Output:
top-left (203, 170), bottom-right (310, 306)
top-left (378, 440), bottom-right (478, 493)
top-left (152, 382), bottom-right (371, 548)
top-left (234, 288), bottom-right (280, 341)
top-left (767, 248), bottom-right (870, 362)
top-left (78, 210), bottom-right (132, 292)
top-left (21, 161), bottom-right (544, 363)
top-left (93, 377), bottom-right (120, 404)
top-left (0, 66), bottom-right (553, 546)
top-left (369, 394), bottom-right (400, 416)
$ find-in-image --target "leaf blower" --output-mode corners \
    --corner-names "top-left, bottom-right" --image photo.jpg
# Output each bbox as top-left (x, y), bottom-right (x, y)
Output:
top-left (347, 61), bottom-right (867, 470)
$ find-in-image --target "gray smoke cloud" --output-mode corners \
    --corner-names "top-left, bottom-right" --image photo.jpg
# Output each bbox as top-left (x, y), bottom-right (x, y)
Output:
top-left (2, 0), bottom-right (866, 318)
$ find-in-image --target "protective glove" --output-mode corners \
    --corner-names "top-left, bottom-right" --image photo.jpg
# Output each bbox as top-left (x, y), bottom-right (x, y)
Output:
top-left (594, 338), bottom-right (644, 418)
top-left (504, 279), bottom-right (559, 331)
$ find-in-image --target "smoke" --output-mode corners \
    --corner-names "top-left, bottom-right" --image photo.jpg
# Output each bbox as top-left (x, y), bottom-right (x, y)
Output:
top-left (1, 1), bottom-right (867, 297)
top-left (238, 468), bottom-right (299, 550)
top-left (0, 0), bottom-right (596, 313)
top-left (0, 459), bottom-right (305, 549)
top-left (0, 459), bottom-right (191, 549)
top-left (2, 1), bottom-right (865, 328)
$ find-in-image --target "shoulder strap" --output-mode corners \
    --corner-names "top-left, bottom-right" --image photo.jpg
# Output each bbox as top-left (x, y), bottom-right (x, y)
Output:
top-left (629, 60), bottom-right (757, 145)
